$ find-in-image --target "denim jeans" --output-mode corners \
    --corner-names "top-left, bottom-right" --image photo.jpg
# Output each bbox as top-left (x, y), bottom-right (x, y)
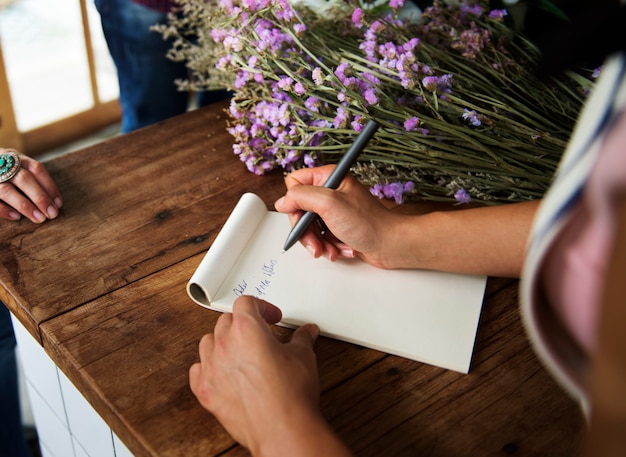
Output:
top-left (94, 0), bottom-right (230, 133)
top-left (0, 304), bottom-right (31, 457)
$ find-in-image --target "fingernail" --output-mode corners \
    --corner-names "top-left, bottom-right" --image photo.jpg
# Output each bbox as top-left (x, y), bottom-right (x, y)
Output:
top-left (306, 244), bottom-right (316, 257)
top-left (33, 210), bottom-right (46, 223)
top-left (54, 197), bottom-right (63, 208)
top-left (47, 205), bottom-right (58, 219)
top-left (274, 196), bottom-right (285, 209)
top-left (340, 247), bottom-right (356, 258)
top-left (9, 211), bottom-right (21, 220)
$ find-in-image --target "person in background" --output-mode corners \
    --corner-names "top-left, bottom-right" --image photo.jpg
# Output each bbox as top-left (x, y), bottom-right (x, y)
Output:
top-left (187, 2), bottom-right (626, 456)
top-left (0, 148), bottom-right (62, 457)
top-left (94, 0), bottom-right (231, 133)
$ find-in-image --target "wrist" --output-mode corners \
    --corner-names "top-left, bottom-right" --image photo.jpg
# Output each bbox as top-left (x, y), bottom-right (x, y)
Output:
top-left (252, 407), bottom-right (352, 457)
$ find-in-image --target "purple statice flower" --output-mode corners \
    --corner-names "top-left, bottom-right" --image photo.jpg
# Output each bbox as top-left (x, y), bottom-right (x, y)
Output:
top-left (404, 116), bottom-right (419, 131)
top-left (460, 3), bottom-right (483, 17)
top-left (210, 28), bottom-right (228, 43)
top-left (379, 41), bottom-right (398, 61)
top-left (422, 74), bottom-right (453, 93)
top-left (293, 23), bottom-right (306, 35)
top-left (462, 108), bottom-right (481, 127)
top-left (488, 9), bottom-right (508, 20)
top-left (312, 67), bottom-right (325, 85)
top-left (247, 55), bottom-right (259, 68)
top-left (384, 182), bottom-right (404, 204)
top-left (234, 70), bottom-right (252, 89)
top-left (454, 188), bottom-right (471, 204)
top-left (304, 96), bottom-right (320, 112)
top-left (216, 54), bottom-right (234, 71)
top-left (389, 0), bottom-right (405, 9)
top-left (276, 149), bottom-right (300, 171)
top-left (223, 34), bottom-right (244, 52)
top-left (363, 88), bottom-right (379, 105)
top-left (303, 153), bottom-right (318, 167)
top-left (370, 181), bottom-right (414, 205)
top-left (362, 72), bottom-right (381, 86)
top-left (273, 0), bottom-right (296, 21)
top-left (352, 8), bottom-right (365, 29)
top-left (351, 115), bottom-right (365, 132)
top-left (335, 62), bottom-right (350, 84)
top-left (294, 81), bottom-right (306, 95)
top-left (277, 76), bottom-right (294, 91)
top-left (229, 100), bottom-right (245, 120)
top-left (422, 75), bottom-right (437, 91)
top-left (452, 28), bottom-right (490, 59)
top-left (360, 20), bottom-right (385, 62)
top-left (241, 0), bottom-right (258, 11)
top-left (333, 106), bottom-right (349, 129)
top-left (592, 66), bottom-right (603, 79)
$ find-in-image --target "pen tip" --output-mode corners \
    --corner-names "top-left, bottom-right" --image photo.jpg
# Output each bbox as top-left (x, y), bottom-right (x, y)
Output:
top-left (281, 249), bottom-right (286, 254)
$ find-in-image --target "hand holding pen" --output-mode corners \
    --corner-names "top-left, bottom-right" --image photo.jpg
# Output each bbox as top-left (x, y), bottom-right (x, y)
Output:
top-left (281, 120), bottom-right (380, 252)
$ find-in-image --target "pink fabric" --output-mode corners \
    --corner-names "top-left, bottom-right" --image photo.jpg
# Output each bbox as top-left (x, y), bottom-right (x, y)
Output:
top-left (542, 109), bottom-right (626, 354)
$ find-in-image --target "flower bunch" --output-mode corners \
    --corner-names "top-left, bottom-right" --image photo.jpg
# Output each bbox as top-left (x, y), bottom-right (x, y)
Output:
top-left (158, 0), bottom-right (596, 204)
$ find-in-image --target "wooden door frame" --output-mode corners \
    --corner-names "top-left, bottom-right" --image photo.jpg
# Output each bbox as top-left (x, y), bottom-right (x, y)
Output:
top-left (0, 0), bottom-right (121, 157)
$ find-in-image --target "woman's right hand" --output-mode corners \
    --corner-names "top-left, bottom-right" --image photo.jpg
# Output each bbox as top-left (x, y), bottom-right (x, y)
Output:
top-left (274, 165), bottom-right (408, 269)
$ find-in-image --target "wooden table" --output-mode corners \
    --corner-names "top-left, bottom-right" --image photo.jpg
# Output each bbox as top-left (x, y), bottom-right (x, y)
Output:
top-left (0, 102), bottom-right (584, 456)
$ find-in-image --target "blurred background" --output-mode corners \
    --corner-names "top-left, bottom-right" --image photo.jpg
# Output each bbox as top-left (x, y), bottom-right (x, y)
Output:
top-left (0, 0), bottom-right (121, 159)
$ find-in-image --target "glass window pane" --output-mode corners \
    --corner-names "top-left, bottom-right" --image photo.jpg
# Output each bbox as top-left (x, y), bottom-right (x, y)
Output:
top-left (0, 0), bottom-right (118, 131)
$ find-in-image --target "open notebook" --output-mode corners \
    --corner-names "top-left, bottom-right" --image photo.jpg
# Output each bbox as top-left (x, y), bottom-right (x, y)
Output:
top-left (187, 193), bottom-right (487, 373)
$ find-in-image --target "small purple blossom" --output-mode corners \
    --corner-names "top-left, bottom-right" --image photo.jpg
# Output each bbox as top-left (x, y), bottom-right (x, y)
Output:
top-left (351, 116), bottom-right (364, 132)
top-left (335, 62), bottom-right (350, 83)
top-left (277, 77), bottom-right (294, 91)
top-left (294, 81), bottom-right (306, 95)
top-left (592, 66), bottom-right (603, 79)
top-left (460, 4), bottom-right (483, 16)
top-left (370, 181), bottom-right (414, 204)
top-left (454, 188), bottom-right (471, 204)
top-left (352, 8), bottom-right (364, 28)
top-left (303, 153), bottom-right (318, 167)
top-left (422, 74), bottom-right (453, 93)
top-left (488, 9), bottom-right (508, 20)
top-left (389, 0), bottom-right (405, 9)
top-left (462, 108), bottom-right (481, 127)
top-left (404, 116), bottom-right (419, 131)
top-left (333, 106), bottom-right (349, 129)
top-left (363, 88), bottom-right (379, 105)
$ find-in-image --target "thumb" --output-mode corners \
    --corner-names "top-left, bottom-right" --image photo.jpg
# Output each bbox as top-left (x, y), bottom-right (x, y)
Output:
top-left (290, 323), bottom-right (320, 349)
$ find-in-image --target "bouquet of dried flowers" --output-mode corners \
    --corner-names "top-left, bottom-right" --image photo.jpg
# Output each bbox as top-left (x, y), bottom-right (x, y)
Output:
top-left (157, 0), bottom-right (596, 204)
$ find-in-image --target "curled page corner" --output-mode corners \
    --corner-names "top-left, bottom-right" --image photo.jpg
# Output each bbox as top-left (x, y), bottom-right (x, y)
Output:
top-left (187, 282), bottom-right (210, 307)
top-left (186, 193), bottom-right (269, 308)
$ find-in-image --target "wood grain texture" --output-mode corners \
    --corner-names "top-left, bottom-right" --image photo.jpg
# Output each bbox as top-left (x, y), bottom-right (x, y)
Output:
top-left (2, 103), bottom-right (584, 456)
top-left (0, 103), bottom-right (283, 341)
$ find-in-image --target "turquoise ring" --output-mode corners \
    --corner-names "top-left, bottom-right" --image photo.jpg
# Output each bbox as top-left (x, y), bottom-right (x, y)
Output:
top-left (0, 149), bottom-right (21, 183)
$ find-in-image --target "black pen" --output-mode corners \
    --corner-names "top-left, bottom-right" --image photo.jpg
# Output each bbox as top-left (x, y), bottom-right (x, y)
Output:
top-left (282, 119), bottom-right (380, 252)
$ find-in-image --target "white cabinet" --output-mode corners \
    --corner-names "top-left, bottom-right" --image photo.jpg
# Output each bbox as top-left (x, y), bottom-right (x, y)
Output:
top-left (10, 314), bottom-right (134, 457)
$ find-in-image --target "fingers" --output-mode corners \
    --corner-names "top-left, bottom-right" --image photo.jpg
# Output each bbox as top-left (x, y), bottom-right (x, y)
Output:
top-left (189, 333), bottom-right (215, 407)
top-left (0, 154), bottom-right (63, 223)
top-left (290, 323), bottom-right (319, 350)
top-left (284, 165), bottom-right (336, 188)
top-left (20, 156), bottom-right (63, 208)
top-left (232, 296), bottom-right (282, 324)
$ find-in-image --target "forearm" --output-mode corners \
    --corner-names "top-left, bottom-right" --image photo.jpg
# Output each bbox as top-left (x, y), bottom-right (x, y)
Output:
top-left (253, 407), bottom-right (352, 457)
top-left (384, 200), bottom-right (539, 277)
